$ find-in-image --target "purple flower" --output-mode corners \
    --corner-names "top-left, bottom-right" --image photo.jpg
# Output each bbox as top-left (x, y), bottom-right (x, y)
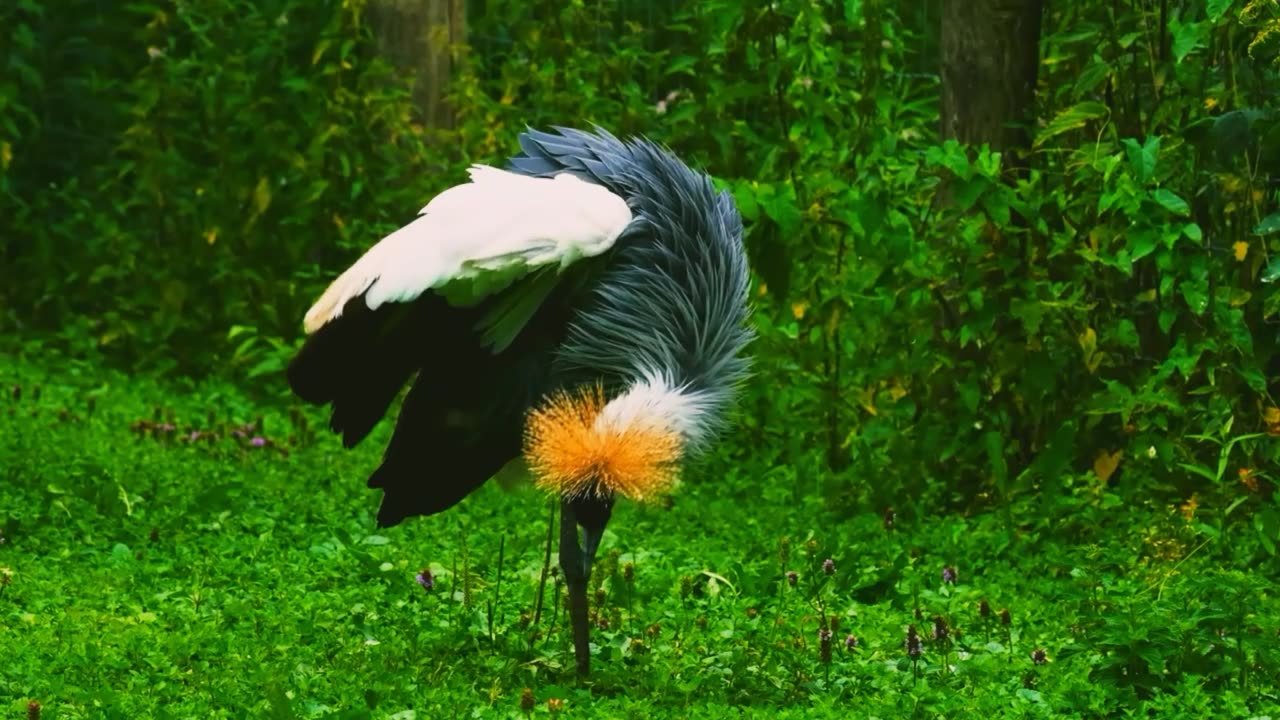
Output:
top-left (822, 558), bottom-right (835, 575)
top-left (188, 431), bottom-right (202, 442)
top-left (1031, 648), bottom-right (1048, 665)
top-left (250, 436), bottom-right (266, 448)
top-left (845, 633), bottom-right (858, 650)
top-left (818, 628), bottom-right (833, 663)
top-left (415, 568), bottom-right (434, 591)
top-left (905, 624), bottom-right (923, 658)
top-left (942, 566), bottom-right (957, 584)
top-left (785, 571), bottom-right (798, 587)
top-left (932, 615), bottom-right (949, 642)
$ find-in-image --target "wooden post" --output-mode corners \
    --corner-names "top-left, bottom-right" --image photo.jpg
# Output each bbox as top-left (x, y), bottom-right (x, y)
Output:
top-left (368, 0), bottom-right (467, 130)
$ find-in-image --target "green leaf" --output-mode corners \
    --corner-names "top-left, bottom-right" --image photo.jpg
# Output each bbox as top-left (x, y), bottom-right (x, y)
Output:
top-left (1254, 210), bottom-right (1280, 234)
top-left (1115, 319), bottom-right (1140, 349)
top-left (1130, 230), bottom-right (1159, 261)
top-left (1206, 0), bottom-right (1233, 20)
top-left (1181, 280), bottom-right (1209, 315)
top-left (1170, 19), bottom-right (1209, 62)
top-left (1035, 102), bottom-right (1109, 146)
top-left (1152, 188), bottom-right (1190, 216)
top-left (732, 181), bottom-right (759, 223)
top-left (1123, 136), bottom-right (1160, 183)
top-left (954, 177), bottom-right (988, 211)
top-left (1262, 256), bottom-right (1280, 283)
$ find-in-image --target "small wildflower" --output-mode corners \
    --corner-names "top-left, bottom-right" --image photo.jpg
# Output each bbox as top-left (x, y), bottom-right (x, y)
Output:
top-left (883, 507), bottom-right (895, 531)
top-left (932, 615), bottom-right (949, 642)
top-left (845, 633), bottom-right (859, 649)
top-left (746, 607), bottom-right (759, 619)
top-left (979, 599), bottom-right (991, 618)
top-left (822, 558), bottom-right (835, 575)
top-left (594, 588), bottom-right (606, 606)
top-left (187, 431), bottom-right (202, 442)
top-left (157, 423), bottom-right (176, 434)
top-left (1031, 648), bottom-right (1048, 665)
top-left (519, 687), bottom-right (535, 712)
top-left (547, 697), bottom-right (564, 713)
top-left (517, 612), bottom-right (531, 629)
top-left (942, 566), bottom-right (957, 584)
top-left (596, 615), bottom-right (609, 630)
top-left (804, 538), bottom-right (819, 557)
top-left (622, 561), bottom-right (635, 582)
top-left (415, 568), bottom-right (434, 591)
top-left (28, 701), bottom-right (40, 720)
top-left (1000, 608), bottom-right (1012, 626)
top-left (786, 570), bottom-right (798, 587)
top-left (646, 623), bottom-right (661, 637)
top-left (818, 628), bottom-right (833, 663)
top-left (905, 624), bottom-right (923, 658)
top-left (250, 436), bottom-right (267, 448)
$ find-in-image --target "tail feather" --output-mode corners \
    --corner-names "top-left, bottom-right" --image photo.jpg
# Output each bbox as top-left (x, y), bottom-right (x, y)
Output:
top-left (287, 295), bottom-right (432, 448)
top-left (369, 375), bottom-right (522, 527)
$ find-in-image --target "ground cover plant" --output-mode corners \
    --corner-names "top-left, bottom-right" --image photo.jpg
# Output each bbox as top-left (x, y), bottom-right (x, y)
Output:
top-left (2, 351), bottom-right (1278, 717)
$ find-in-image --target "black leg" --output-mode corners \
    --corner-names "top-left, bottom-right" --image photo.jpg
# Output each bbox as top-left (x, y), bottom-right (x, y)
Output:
top-left (558, 498), bottom-right (592, 676)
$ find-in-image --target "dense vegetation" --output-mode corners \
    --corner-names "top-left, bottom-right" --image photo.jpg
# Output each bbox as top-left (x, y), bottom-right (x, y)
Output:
top-left (3, 0), bottom-right (1279, 716)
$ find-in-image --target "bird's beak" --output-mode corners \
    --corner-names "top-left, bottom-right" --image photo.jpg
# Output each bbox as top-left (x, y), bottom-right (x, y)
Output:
top-left (578, 521), bottom-right (605, 580)
top-left (558, 494), bottom-right (614, 584)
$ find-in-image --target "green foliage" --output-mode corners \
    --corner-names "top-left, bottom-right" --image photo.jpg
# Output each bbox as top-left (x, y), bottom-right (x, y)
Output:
top-left (1, 354), bottom-right (1277, 716)
top-left (1, 0), bottom-right (439, 378)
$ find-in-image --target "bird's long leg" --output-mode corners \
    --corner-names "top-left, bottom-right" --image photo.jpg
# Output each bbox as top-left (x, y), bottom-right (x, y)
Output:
top-left (558, 498), bottom-right (592, 676)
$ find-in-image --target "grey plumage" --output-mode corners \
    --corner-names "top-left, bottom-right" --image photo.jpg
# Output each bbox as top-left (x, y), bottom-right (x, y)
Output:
top-left (510, 126), bottom-right (754, 450)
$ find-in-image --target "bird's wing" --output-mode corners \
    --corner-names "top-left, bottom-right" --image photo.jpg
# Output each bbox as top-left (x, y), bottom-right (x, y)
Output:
top-left (302, 165), bottom-right (633, 337)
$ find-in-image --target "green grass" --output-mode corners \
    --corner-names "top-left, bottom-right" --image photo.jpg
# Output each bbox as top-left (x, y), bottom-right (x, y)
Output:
top-left (2, 353), bottom-right (1278, 718)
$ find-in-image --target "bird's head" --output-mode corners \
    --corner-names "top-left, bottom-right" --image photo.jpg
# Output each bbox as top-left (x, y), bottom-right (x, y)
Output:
top-left (524, 373), bottom-right (701, 580)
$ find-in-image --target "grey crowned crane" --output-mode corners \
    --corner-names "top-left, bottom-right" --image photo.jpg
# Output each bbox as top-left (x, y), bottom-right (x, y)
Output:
top-left (286, 126), bottom-right (752, 675)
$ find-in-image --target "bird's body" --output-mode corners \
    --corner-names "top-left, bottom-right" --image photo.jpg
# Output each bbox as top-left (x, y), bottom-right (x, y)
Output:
top-left (287, 126), bottom-right (752, 674)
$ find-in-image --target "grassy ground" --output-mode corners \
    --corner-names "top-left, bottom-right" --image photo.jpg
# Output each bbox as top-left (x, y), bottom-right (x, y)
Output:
top-left (2, 352), bottom-right (1278, 718)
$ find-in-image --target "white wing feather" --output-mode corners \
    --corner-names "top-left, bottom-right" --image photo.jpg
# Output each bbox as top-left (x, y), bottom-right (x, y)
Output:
top-left (302, 166), bottom-right (633, 334)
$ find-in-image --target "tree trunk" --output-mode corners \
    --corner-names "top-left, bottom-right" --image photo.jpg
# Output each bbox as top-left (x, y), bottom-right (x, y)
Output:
top-left (368, 0), bottom-right (467, 130)
top-left (940, 0), bottom-right (1044, 175)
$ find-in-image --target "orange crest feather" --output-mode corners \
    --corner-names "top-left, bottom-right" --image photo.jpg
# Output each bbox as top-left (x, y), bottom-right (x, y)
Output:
top-left (523, 384), bottom-right (682, 502)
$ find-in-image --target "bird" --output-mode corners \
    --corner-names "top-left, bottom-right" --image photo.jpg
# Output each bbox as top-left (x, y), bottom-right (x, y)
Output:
top-left (286, 125), bottom-right (752, 675)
